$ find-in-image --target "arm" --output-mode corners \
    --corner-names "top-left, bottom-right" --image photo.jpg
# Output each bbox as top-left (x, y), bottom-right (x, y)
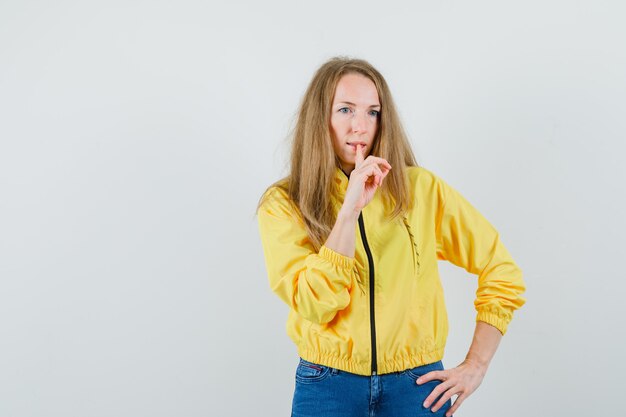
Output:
top-left (419, 321), bottom-right (502, 416)
top-left (435, 176), bottom-right (526, 334)
top-left (417, 174), bottom-right (526, 416)
top-left (258, 148), bottom-right (391, 324)
top-left (465, 321), bottom-right (503, 370)
top-left (257, 188), bottom-right (358, 324)
top-left (324, 208), bottom-right (359, 258)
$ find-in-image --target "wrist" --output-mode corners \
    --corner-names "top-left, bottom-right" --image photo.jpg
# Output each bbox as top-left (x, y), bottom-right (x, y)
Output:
top-left (463, 356), bottom-right (489, 375)
top-left (338, 206), bottom-right (360, 222)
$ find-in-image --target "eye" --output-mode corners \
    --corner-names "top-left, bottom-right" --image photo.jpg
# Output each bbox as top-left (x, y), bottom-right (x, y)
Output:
top-left (338, 107), bottom-right (351, 114)
top-left (368, 110), bottom-right (380, 117)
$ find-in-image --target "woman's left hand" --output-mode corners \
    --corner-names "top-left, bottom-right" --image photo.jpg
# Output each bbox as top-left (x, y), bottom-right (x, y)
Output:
top-left (416, 358), bottom-right (487, 416)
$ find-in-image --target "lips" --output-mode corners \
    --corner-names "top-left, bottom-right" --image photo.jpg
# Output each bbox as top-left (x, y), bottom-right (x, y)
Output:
top-left (347, 142), bottom-right (366, 151)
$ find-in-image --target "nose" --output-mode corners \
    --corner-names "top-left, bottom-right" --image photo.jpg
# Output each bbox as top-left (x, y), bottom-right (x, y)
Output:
top-left (351, 111), bottom-right (368, 134)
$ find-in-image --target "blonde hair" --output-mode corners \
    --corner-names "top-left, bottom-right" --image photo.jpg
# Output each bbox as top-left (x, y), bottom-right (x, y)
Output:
top-left (256, 56), bottom-right (419, 250)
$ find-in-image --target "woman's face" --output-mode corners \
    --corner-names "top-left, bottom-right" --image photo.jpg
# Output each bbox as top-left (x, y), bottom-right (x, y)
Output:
top-left (329, 73), bottom-right (380, 174)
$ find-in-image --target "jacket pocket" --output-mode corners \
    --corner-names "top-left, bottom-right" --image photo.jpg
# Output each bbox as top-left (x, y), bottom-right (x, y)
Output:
top-left (402, 216), bottom-right (421, 278)
top-left (295, 358), bottom-right (331, 383)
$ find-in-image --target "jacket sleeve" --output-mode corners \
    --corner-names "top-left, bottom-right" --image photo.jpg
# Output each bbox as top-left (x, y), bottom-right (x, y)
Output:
top-left (257, 187), bottom-right (355, 324)
top-left (434, 176), bottom-right (526, 335)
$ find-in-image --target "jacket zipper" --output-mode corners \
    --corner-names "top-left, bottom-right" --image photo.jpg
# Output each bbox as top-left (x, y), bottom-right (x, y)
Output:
top-left (339, 168), bottom-right (378, 375)
top-left (358, 212), bottom-right (377, 375)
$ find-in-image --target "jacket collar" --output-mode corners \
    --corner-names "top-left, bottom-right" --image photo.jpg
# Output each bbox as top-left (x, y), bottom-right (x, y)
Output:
top-left (333, 166), bottom-right (350, 191)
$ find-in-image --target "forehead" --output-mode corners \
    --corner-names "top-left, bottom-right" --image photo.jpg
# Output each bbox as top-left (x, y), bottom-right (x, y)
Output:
top-left (333, 73), bottom-right (380, 105)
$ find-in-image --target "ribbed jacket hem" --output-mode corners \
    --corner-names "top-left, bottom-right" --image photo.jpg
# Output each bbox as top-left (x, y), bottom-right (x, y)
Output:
top-left (298, 346), bottom-right (446, 376)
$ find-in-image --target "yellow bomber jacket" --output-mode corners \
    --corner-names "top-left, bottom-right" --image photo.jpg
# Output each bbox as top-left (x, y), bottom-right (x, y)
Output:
top-left (257, 165), bottom-right (526, 376)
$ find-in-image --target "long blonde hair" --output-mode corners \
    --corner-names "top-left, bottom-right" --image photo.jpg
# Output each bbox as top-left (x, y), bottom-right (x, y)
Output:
top-left (256, 57), bottom-right (419, 250)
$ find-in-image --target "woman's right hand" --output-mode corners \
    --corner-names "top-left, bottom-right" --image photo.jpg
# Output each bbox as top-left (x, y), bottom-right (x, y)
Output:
top-left (341, 144), bottom-right (392, 217)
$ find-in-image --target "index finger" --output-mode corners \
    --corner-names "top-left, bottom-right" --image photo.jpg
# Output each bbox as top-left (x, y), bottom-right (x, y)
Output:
top-left (416, 370), bottom-right (445, 384)
top-left (355, 144), bottom-right (365, 168)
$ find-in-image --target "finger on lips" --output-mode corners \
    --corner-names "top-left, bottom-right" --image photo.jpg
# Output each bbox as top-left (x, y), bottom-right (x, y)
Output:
top-left (356, 144), bottom-right (365, 167)
top-left (354, 144), bottom-right (391, 187)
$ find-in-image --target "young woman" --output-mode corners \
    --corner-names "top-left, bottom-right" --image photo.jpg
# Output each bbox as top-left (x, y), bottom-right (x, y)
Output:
top-left (256, 57), bottom-right (526, 417)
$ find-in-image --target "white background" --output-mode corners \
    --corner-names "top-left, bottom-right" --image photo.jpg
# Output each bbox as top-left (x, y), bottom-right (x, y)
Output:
top-left (1, 1), bottom-right (624, 416)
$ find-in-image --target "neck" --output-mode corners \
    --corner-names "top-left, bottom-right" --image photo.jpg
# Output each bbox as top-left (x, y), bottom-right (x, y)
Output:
top-left (340, 164), bottom-right (355, 177)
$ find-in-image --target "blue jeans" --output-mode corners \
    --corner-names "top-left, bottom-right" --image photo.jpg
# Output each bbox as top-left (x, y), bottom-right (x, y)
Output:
top-left (292, 357), bottom-right (453, 417)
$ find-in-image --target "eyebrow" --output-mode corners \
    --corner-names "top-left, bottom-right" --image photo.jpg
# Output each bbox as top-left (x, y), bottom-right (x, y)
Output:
top-left (335, 101), bottom-right (381, 108)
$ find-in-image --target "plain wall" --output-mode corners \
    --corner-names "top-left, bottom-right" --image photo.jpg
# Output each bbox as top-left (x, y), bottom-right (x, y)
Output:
top-left (1, 1), bottom-right (624, 416)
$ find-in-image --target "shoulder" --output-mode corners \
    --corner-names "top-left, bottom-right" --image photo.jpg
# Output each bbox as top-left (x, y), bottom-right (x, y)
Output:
top-left (261, 182), bottom-right (289, 201)
top-left (403, 166), bottom-right (451, 211)
top-left (405, 165), bottom-right (443, 190)
top-left (257, 180), bottom-right (300, 219)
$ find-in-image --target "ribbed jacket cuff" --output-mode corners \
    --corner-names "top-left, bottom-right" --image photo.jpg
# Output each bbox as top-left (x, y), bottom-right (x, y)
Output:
top-left (476, 310), bottom-right (510, 336)
top-left (319, 245), bottom-right (355, 269)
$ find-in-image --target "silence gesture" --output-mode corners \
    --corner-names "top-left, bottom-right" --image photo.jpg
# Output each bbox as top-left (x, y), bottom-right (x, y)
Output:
top-left (341, 144), bottom-right (391, 216)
